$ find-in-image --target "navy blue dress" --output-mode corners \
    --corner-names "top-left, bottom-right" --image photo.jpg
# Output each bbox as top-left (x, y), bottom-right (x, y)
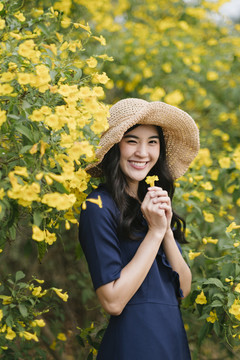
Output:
top-left (79, 185), bottom-right (191, 360)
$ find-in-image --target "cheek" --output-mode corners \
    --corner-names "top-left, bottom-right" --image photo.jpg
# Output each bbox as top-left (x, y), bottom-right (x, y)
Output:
top-left (152, 146), bottom-right (160, 163)
top-left (119, 142), bottom-right (131, 160)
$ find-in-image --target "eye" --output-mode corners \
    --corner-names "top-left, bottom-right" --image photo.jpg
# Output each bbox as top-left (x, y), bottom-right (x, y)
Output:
top-left (149, 139), bottom-right (159, 144)
top-left (126, 139), bottom-right (137, 144)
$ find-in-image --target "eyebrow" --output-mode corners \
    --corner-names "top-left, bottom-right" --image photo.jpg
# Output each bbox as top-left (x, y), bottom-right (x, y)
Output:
top-left (123, 135), bottom-right (159, 139)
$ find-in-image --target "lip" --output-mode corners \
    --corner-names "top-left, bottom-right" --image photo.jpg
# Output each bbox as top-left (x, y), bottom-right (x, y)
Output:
top-left (128, 160), bottom-right (149, 170)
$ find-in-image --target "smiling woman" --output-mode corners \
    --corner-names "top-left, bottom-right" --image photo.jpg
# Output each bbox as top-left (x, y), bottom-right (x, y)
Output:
top-left (79, 98), bottom-right (200, 360)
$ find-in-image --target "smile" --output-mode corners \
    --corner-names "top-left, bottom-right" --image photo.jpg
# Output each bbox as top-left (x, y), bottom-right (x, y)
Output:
top-left (128, 161), bottom-right (148, 169)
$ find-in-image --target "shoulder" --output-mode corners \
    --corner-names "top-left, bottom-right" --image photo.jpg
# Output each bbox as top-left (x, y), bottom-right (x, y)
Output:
top-left (80, 184), bottom-right (119, 221)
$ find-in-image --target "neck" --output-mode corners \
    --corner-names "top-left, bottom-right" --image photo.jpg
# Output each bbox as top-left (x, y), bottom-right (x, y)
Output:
top-left (126, 182), bottom-right (139, 200)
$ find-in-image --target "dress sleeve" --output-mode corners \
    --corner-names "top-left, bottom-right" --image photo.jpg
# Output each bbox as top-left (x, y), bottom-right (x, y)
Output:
top-left (79, 192), bottom-right (122, 291)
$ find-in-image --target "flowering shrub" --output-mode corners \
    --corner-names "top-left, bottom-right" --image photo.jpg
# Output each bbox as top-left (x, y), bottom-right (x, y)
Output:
top-left (0, 0), bottom-right (111, 356)
top-left (0, 271), bottom-right (68, 356)
top-left (0, 0), bottom-right (111, 258)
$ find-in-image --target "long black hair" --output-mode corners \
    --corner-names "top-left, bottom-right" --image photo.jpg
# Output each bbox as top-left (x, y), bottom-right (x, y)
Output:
top-left (101, 125), bottom-right (187, 243)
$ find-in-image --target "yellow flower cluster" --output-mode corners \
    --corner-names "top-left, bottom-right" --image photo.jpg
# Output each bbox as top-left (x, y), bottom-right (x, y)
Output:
top-left (32, 226), bottom-right (57, 245)
top-left (229, 299), bottom-right (240, 321)
top-left (7, 169), bottom-right (41, 207)
top-left (206, 310), bottom-right (218, 323)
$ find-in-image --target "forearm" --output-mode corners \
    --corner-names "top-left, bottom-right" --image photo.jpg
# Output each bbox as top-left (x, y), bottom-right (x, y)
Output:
top-left (162, 229), bottom-right (192, 298)
top-left (96, 229), bottom-right (165, 315)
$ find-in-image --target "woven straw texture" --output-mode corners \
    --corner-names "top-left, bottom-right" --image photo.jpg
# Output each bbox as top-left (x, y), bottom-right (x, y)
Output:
top-left (86, 98), bottom-right (200, 179)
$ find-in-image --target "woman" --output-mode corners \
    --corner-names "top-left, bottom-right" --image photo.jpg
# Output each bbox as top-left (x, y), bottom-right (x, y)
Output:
top-left (79, 98), bottom-right (200, 359)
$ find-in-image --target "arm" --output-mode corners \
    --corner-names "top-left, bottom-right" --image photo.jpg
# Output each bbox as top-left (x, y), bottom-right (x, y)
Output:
top-left (162, 230), bottom-right (192, 298)
top-left (96, 190), bottom-right (169, 316)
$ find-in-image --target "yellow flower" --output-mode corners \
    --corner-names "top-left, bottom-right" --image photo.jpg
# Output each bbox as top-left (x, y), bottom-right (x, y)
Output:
top-left (32, 286), bottom-right (42, 297)
top-left (188, 250), bottom-right (201, 260)
top-left (41, 193), bottom-right (76, 211)
top-left (30, 319), bottom-right (46, 327)
top-left (17, 73), bottom-right (33, 85)
top-left (32, 225), bottom-right (45, 242)
top-left (164, 90), bottom-right (184, 106)
top-left (202, 237), bottom-right (218, 245)
top-left (5, 327), bottom-right (16, 340)
top-left (92, 35), bottom-right (106, 45)
top-left (208, 169), bottom-right (219, 181)
top-left (20, 331), bottom-right (39, 342)
top-left (0, 18), bottom-right (5, 30)
top-left (207, 71), bottom-right (219, 81)
top-left (44, 114), bottom-right (60, 130)
top-left (229, 299), bottom-right (240, 320)
top-left (85, 196), bottom-right (103, 209)
top-left (0, 83), bottom-right (14, 95)
top-left (235, 284), bottom-right (240, 293)
top-left (52, 288), bottom-right (68, 302)
top-left (203, 210), bottom-right (214, 223)
top-left (0, 109), bottom-right (6, 126)
top-left (86, 56), bottom-right (98, 68)
top-left (29, 109), bottom-right (45, 122)
top-left (67, 141), bottom-right (94, 161)
top-left (219, 157), bottom-right (231, 168)
top-left (14, 12), bottom-right (26, 22)
top-left (145, 176), bottom-right (159, 187)
top-left (195, 290), bottom-right (207, 305)
top-left (92, 72), bottom-right (110, 84)
top-left (206, 310), bottom-right (218, 323)
top-left (44, 230), bottom-right (57, 245)
top-left (0, 72), bottom-right (15, 82)
top-left (162, 62), bottom-right (172, 73)
top-left (61, 16), bottom-right (71, 28)
top-left (201, 182), bottom-right (213, 191)
top-left (57, 333), bottom-right (67, 341)
top-left (0, 3), bottom-right (4, 11)
top-left (0, 309), bottom-right (3, 322)
top-left (0, 295), bottom-right (12, 304)
top-left (226, 222), bottom-right (240, 233)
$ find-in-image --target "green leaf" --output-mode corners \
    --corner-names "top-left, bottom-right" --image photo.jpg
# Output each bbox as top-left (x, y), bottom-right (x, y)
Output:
top-left (15, 124), bottom-right (34, 142)
top-left (33, 211), bottom-right (43, 227)
top-left (18, 304), bottom-right (28, 318)
top-left (227, 292), bottom-right (235, 307)
top-left (213, 321), bottom-right (221, 337)
top-left (15, 271), bottom-right (25, 282)
top-left (203, 278), bottom-right (225, 290)
top-left (19, 145), bottom-right (33, 154)
top-left (198, 322), bottom-right (211, 347)
top-left (9, 0), bottom-right (24, 12)
top-left (37, 241), bottom-right (48, 263)
top-left (210, 300), bottom-right (223, 307)
top-left (221, 263), bottom-right (236, 280)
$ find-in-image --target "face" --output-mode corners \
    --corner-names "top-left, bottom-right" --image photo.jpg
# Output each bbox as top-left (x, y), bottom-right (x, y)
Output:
top-left (119, 125), bottom-right (160, 193)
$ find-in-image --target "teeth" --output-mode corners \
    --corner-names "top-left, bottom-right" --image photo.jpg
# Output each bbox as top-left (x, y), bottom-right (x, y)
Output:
top-left (131, 161), bottom-right (146, 167)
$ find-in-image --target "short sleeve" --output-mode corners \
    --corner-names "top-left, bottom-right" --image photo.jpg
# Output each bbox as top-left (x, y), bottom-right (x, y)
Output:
top-left (79, 189), bottom-right (122, 291)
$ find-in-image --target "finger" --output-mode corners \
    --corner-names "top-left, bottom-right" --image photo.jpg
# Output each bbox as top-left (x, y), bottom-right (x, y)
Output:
top-left (149, 190), bottom-right (168, 198)
top-left (152, 196), bottom-right (170, 204)
top-left (147, 186), bottom-right (162, 192)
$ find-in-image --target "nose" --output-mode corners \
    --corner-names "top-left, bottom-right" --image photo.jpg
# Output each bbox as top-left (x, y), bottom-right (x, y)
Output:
top-left (135, 143), bottom-right (148, 157)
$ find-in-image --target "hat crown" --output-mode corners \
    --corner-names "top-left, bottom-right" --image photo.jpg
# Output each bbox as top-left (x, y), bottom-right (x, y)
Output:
top-left (109, 98), bottom-right (148, 129)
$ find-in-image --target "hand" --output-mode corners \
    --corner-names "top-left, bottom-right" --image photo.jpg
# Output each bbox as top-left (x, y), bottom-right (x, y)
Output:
top-left (141, 187), bottom-right (169, 236)
top-left (146, 187), bottom-right (172, 230)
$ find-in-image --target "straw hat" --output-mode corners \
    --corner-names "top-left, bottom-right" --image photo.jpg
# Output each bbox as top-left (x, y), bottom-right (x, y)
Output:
top-left (86, 98), bottom-right (200, 179)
